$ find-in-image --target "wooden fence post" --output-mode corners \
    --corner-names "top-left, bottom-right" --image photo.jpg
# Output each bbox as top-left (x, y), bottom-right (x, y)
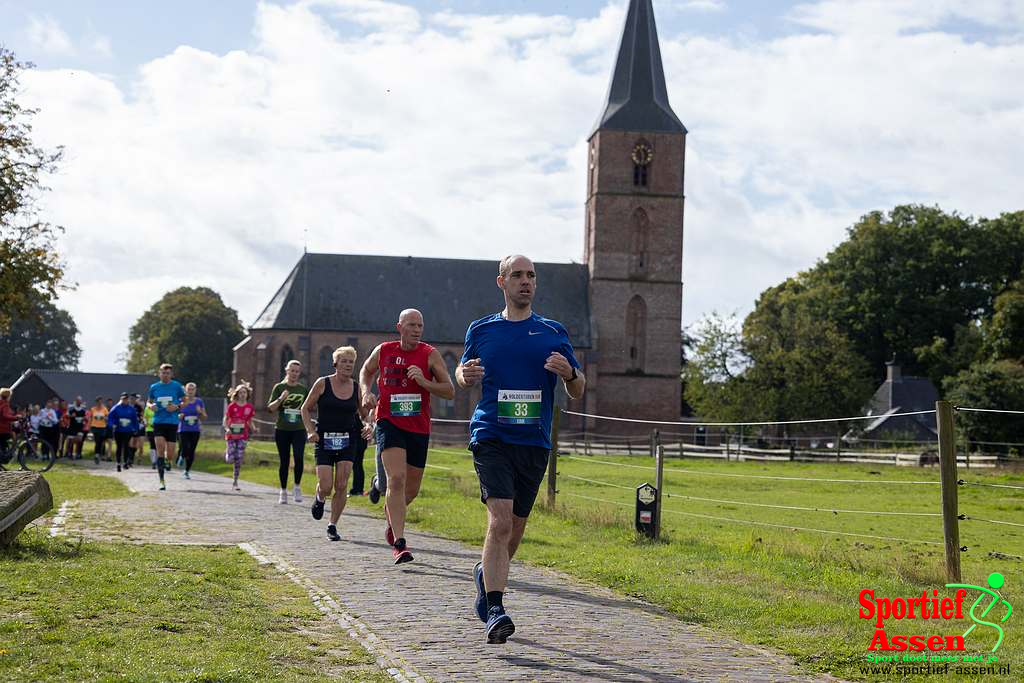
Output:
top-left (547, 406), bottom-right (561, 509)
top-left (655, 445), bottom-right (665, 540)
top-left (936, 400), bottom-right (962, 583)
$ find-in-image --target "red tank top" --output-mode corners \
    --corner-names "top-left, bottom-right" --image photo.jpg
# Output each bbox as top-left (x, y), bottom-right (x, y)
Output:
top-left (376, 341), bottom-right (434, 434)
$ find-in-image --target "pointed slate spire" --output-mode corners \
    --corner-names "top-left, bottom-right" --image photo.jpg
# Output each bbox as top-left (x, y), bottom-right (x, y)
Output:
top-left (592, 0), bottom-right (686, 137)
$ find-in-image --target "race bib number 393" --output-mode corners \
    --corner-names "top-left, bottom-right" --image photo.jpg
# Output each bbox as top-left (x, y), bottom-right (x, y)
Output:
top-left (390, 393), bottom-right (422, 417)
top-left (497, 390), bottom-right (542, 424)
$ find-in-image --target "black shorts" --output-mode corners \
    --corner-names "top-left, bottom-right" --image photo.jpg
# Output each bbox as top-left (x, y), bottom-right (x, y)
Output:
top-left (375, 419), bottom-right (429, 469)
top-left (63, 425), bottom-right (84, 437)
top-left (133, 427), bottom-right (146, 438)
top-left (471, 439), bottom-right (550, 518)
top-left (315, 445), bottom-right (357, 467)
top-left (152, 423), bottom-right (178, 442)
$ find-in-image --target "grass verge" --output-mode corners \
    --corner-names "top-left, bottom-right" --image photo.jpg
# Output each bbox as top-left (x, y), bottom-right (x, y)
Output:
top-left (2, 458), bottom-right (389, 682)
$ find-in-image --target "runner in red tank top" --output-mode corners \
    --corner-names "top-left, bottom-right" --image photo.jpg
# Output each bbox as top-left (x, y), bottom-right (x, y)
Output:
top-left (359, 309), bottom-right (455, 564)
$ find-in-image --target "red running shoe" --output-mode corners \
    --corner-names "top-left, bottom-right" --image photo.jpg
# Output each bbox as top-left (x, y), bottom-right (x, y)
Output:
top-left (392, 537), bottom-right (413, 565)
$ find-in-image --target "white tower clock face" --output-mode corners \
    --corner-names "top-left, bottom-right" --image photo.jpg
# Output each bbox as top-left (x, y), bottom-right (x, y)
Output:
top-left (631, 143), bottom-right (653, 166)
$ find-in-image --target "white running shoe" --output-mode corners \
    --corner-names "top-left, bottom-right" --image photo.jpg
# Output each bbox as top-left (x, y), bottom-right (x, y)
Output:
top-left (293, 485), bottom-right (303, 503)
top-left (279, 489), bottom-right (288, 504)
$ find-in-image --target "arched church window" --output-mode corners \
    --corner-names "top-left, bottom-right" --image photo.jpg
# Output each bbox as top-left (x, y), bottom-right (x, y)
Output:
top-left (629, 207), bottom-right (650, 277)
top-left (318, 346), bottom-right (333, 378)
top-left (626, 296), bottom-right (647, 373)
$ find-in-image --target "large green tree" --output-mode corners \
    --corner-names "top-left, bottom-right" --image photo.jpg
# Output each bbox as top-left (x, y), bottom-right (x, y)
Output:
top-left (814, 206), bottom-right (1024, 385)
top-left (126, 287), bottom-right (245, 395)
top-left (0, 300), bottom-right (81, 387)
top-left (944, 361), bottom-right (1024, 446)
top-left (683, 205), bottom-right (1024, 436)
top-left (742, 281), bottom-right (874, 426)
top-left (0, 48), bottom-right (69, 332)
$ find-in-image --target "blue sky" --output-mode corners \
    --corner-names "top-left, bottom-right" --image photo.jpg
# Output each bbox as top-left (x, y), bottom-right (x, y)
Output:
top-left (4, 0), bottom-right (1023, 372)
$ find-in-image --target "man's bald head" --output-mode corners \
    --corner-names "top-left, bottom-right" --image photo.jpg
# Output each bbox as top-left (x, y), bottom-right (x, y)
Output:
top-left (398, 308), bottom-right (423, 325)
top-left (396, 308), bottom-right (424, 347)
top-left (499, 254), bottom-right (534, 278)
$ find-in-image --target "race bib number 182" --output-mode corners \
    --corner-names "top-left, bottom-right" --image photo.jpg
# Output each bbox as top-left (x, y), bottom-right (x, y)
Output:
top-left (497, 390), bottom-right (542, 424)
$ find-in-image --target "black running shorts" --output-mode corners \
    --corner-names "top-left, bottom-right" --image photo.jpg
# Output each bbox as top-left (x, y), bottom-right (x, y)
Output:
top-left (152, 423), bottom-right (178, 442)
top-left (470, 439), bottom-right (550, 518)
top-left (315, 431), bottom-right (358, 467)
top-left (375, 419), bottom-right (429, 469)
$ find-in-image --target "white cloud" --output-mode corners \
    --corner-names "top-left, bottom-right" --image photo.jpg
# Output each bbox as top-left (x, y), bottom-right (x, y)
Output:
top-left (18, 0), bottom-right (1024, 371)
top-left (788, 0), bottom-right (1024, 35)
top-left (668, 0), bottom-right (727, 12)
top-left (26, 15), bottom-right (76, 56)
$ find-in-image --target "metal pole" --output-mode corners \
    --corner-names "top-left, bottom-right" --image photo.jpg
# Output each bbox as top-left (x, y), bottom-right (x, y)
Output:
top-left (936, 401), bottom-right (962, 583)
top-left (547, 406), bottom-right (561, 509)
top-left (655, 445), bottom-right (665, 540)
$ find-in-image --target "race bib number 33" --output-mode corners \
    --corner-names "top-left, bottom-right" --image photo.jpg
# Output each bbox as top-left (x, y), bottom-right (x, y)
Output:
top-left (390, 393), bottom-right (422, 417)
top-left (497, 390), bottom-right (542, 424)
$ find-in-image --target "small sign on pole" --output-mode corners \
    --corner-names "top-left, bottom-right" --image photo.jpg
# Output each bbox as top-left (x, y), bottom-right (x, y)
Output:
top-left (636, 482), bottom-right (658, 539)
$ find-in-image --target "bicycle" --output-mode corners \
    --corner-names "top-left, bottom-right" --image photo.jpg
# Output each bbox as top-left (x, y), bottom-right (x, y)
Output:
top-left (0, 419), bottom-right (56, 473)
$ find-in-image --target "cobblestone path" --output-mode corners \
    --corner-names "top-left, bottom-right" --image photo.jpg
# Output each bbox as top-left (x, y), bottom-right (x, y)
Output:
top-left (67, 464), bottom-right (833, 682)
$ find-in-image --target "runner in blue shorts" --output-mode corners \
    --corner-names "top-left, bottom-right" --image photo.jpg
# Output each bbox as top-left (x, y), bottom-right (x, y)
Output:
top-left (456, 254), bottom-right (586, 644)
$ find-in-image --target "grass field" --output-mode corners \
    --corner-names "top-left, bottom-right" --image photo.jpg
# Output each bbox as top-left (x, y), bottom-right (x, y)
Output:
top-left (191, 439), bottom-right (1023, 681)
top-left (0, 463), bottom-right (388, 682)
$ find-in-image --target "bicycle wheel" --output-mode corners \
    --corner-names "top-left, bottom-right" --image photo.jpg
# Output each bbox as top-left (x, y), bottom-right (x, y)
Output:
top-left (18, 440), bottom-right (56, 473)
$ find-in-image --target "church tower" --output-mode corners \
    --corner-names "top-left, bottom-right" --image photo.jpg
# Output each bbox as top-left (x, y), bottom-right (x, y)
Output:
top-left (585, 0), bottom-right (686, 425)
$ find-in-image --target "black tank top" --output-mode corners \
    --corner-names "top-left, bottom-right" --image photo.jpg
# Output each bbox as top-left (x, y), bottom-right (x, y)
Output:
top-left (316, 376), bottom-right (360, 434)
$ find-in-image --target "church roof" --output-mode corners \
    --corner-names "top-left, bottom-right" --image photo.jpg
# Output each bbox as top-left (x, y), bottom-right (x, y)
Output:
top-left (591, 0), bottom-right (687, 138)
top-left (252, 253), bottom-right (593, 347)
top-left (11, 369), bottom-right (155, 401)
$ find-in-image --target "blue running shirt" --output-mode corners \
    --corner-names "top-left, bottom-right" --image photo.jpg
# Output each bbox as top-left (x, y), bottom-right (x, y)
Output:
top-left (148, 380), bottom-right (186, 425)
top-left (462, 312), bottom-right (580, 449)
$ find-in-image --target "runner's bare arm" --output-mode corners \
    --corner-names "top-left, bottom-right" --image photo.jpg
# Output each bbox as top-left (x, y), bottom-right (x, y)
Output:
top-left (408, 350), bottom-right (455, 400)
top-left (456, 358), bottom-right (485, 388)
top-left (544, 352), bottom-right (586, 399)
top-left (301, 378), bottom-right (324, 441)
top-left (358, 345), bottom-right (382, 413)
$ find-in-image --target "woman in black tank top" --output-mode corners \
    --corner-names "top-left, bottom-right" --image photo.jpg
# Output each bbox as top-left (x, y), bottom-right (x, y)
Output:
top-left (300, 346), bottom-right (372, 541)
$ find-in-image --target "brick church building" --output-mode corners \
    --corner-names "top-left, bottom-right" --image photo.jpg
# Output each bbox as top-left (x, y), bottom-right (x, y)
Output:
top-left (233, 0), bottom-right (687, 434)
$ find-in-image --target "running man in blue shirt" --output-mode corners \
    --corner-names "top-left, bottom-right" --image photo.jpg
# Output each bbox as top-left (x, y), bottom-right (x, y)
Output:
top-left (148, 363), bottom-right (185, 490)
top-left (457, 254), bottom-right (586, 644)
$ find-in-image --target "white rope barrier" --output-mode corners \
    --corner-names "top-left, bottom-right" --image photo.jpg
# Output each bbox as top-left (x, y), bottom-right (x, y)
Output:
top-left (563, 455), bottom-right (940, 485)
top-left (562, 409), bottom-right (937, 428)
top-left (963, 516), bottom-right (1024, 529)
top-left (960, 480), bottom-right (1024, 491)
top-left (955, 406), bottom-right (1024, 416)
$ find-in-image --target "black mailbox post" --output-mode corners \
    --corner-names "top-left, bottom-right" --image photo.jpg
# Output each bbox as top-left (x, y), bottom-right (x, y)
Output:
top-left (636, 482), bottom-right (658, 539)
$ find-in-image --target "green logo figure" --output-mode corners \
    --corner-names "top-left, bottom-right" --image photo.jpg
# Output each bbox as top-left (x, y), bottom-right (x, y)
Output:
top-left (946, 573), bottom-right (1013, 652)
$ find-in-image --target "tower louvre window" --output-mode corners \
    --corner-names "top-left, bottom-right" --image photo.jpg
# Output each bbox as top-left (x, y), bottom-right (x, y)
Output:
top-left (633, 163), bottom-right (648, 187)
top-left (630, 208), bottom-right (650, 277)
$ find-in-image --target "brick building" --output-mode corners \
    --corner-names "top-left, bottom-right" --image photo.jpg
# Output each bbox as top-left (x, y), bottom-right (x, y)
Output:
top-left (233, 0), bottom-right (687, 434)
